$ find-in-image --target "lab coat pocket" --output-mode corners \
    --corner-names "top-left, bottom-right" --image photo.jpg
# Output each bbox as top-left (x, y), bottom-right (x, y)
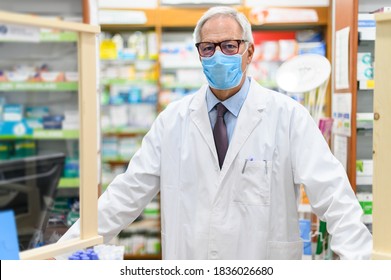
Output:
top-left (233, 159), bottom-right (272, 206)
top-left (267, 240), bottom-right (303, 260)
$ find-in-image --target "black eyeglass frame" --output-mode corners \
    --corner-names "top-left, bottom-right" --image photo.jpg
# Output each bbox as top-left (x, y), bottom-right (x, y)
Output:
top-left (195, 39), bottom-right (248, 57)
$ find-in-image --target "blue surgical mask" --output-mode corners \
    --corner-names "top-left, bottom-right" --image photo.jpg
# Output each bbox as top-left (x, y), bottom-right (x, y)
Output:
top-left (201, 48), bottom-right (247, 90)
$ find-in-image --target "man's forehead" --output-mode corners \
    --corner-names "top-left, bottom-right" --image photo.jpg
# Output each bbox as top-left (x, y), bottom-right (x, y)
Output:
top-left (200, 16), bottom-right (243, 40)
top-left (203, 15), bottom-right (240, 27)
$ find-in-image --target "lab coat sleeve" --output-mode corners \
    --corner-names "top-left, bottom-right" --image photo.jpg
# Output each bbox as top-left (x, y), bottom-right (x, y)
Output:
top-left (289, 105), bottom-right (372, 260)
top-left (56, 112), bottom-right (164, 250)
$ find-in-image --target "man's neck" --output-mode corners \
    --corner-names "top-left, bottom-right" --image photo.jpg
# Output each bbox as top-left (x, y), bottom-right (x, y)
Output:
top-left (210, 76), bottom-right (246, 101)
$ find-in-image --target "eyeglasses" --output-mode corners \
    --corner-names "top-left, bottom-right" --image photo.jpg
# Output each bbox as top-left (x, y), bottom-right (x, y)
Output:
top-left (195, 40), bottom-right (247, 57)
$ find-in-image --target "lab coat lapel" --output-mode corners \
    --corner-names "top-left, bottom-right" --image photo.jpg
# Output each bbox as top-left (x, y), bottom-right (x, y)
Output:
top-left (189, 86), bottom-right (218, 164)
top-left (219, 79), bottom-right (267, 179)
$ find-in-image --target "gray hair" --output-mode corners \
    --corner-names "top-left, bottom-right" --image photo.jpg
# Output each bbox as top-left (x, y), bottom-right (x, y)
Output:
top-left (193, 6), bottom-right (254, 44)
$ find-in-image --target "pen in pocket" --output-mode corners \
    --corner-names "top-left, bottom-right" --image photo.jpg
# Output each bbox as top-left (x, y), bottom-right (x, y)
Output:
top-left (242, 157), bottom-right (253, 174)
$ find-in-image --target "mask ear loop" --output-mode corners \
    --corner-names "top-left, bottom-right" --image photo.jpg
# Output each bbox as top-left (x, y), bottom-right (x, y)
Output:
top-left (240, 42), bottom-right (249, 57)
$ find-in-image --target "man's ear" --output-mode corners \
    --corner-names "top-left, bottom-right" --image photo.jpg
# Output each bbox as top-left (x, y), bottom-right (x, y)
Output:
top-left (247, 43), bottom-right (255, 64)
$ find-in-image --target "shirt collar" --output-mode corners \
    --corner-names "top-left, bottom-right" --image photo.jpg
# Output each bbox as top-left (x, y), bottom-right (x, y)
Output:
top-left (206, 77), bottom-right (250, 117)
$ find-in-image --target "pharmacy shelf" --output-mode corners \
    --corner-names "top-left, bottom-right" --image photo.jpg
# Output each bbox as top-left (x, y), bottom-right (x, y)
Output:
top-left (121, 219), bottom-right (162, 260)
top-left (102, 158), bottom-right (131, 165)
top-left (100, 58), bottom-right (157, 65)
top-left (161, 82), bottom-right (202, 89)
top-left (357, 113), bottom-right (374, 130)
top-left (101, 78), bottom-right (157, 86)
top-left (39, 32), bottom-right (78, 42)
top-left (356, 176), bottom-right (372, 186)
top-left (33, 129), bottom-right (78, 139)
top-left (122, 219), bottom-right (160, 233)
top-left (0, 31), bottom-right (77, 43)
top-left (100, 6), bottom-right (328, 28)
top-left (161, 63), bottom-right (201, 70)
top-left (58, 177), bottom-right (80, 188)
top-left (0, 129), bottom-right (79, 140)
top-left (0, 82), bottom-right (78, 91)
top-left (102, 127), bottom-right (149, 136)
top-left (115, 219), bottom-right (162, 259)
top-left (358, 80), bottom-right (375, 90)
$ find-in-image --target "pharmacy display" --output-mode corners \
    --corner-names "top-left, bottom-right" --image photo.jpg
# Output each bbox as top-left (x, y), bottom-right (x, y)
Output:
top-left (276, 53), bottom-right (331, 124)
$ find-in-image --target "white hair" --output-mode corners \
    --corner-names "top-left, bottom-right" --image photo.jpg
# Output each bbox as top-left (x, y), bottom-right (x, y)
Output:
top-left (193, 6), bottom-right (254, 44)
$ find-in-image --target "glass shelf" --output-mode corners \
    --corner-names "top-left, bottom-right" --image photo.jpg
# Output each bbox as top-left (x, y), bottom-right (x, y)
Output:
top-left (58, 177), bottom-right (80, 188)
top-left (39, 32), bottom-right (77, 42)
top-left (0, 82), bottom-right (78, 91)
top-left (0, 31), bottom-right (77, 42)
top-left (0, 129), bottom-right (79, 140)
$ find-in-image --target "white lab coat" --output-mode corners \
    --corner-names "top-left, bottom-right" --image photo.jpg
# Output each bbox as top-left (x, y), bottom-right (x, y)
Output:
top-left (59, 77), bottom-right (372, 259)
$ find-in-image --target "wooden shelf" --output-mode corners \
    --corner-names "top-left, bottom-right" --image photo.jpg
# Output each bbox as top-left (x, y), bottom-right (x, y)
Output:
top-left (102, 158), bottom-right (130, 166)
top-left (332, 0), bottom-right (358, 191)
top-left (99, 6), bottom-right (329, 28)
top-left (124, 253), bottom-right (161, 260)
top-left (158, 7), bottom-right (208, 27)
top-left (244, 6), bottom-right (329, 27)
top-left (99, 8), bottom-right (158, 28)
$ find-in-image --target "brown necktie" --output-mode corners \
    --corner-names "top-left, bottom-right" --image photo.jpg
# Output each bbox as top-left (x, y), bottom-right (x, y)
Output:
top-left (213, 103), bottom-right (228, 169)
